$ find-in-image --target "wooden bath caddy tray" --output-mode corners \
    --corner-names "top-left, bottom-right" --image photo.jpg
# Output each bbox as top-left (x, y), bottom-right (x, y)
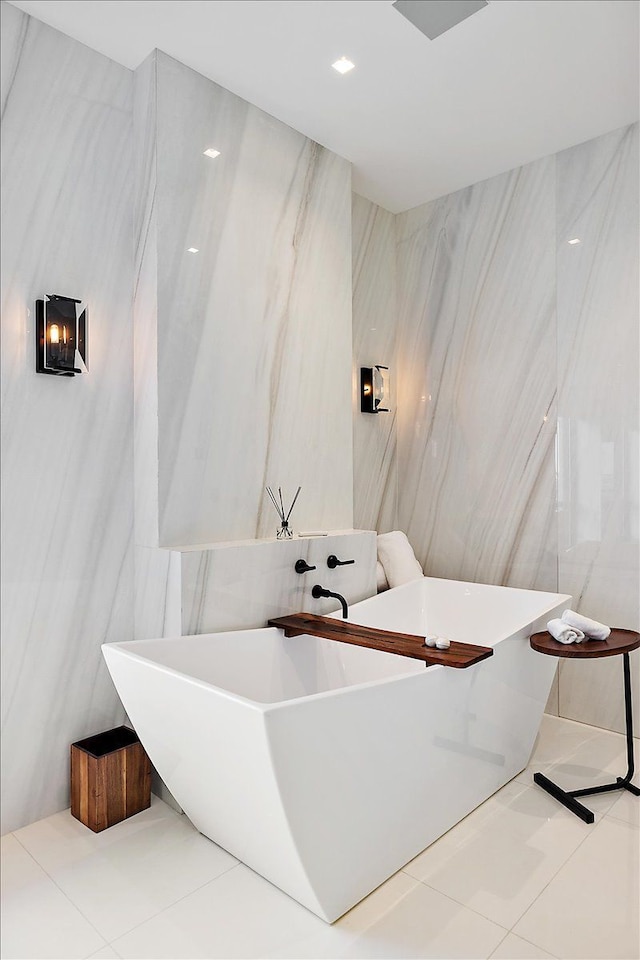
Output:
top-left (268, 613), bottom-right (493, 668)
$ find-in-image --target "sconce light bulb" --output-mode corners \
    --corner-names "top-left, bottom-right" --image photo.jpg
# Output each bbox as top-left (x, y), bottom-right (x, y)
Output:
top-left (49, 324), bottom-right (60, 344)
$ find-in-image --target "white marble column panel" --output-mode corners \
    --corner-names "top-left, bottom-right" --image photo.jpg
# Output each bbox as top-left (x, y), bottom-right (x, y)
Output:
top-left (352, 194), bottom-right (398, 533)
top-left (153, 53), bottom-right (353, 546)
top-left (181, 532), bottom-right (376, 634)
top-left (133, 51), bottom-right (160, 549)
top-left (0, 2), bottom-right (134, 833)
top-left (396, 157), bottom-right (558, 593)
top-left (133, 532), bottom-right (375, 640)
top-left (556, 124), bottom-right (639, 735)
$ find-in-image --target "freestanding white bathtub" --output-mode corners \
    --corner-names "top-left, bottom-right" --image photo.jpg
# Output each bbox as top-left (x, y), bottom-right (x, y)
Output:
top-left (102, 576), bottom-right (570, 922)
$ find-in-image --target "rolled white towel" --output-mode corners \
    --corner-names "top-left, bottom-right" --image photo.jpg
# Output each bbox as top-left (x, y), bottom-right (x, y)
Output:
top-left (562, 609), bottom-right (610, 641)
top-left (376, 561), bottom-right (389, 593)
top-left (547, 618), bottom-right (585, 645)
top-left (377, 531), bottom-right (423, 590)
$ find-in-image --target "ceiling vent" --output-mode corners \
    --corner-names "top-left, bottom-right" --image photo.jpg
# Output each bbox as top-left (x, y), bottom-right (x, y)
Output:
top-left (392, 0), bottom-right (488, 40)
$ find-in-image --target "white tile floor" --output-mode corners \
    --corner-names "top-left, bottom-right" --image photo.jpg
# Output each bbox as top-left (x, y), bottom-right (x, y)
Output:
top-left (2, 716), bottom-right (638, 960)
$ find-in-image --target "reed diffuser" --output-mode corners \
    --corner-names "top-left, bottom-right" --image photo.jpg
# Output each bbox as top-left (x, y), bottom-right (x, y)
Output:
top-left (266, 485), bottom-right (301, 539)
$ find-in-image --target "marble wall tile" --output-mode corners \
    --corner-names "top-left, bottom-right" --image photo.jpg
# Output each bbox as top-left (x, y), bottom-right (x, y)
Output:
top-left (180, 532), bottom-right (376, 634)
top-left (352, 194), bottom-right (398, 533)
top-left (133, 532), bottom-right (376, 640)
top-left (556, 124), bottom-right (639, 735)
top-left (395, 157), bottom-right (558, 592)
top-left (152, 53), bottom-right (353, 546)
top-left (0, 0), bottom-right (27, 114)
top-left (133, 52), bottom-right (160, 549)
top-left (0, 2), bottom-right (134, 832)
top-left (134, 545), bottom-right (182, 641)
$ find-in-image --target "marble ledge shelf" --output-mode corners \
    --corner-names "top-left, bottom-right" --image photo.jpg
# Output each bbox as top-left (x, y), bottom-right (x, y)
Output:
top-left (157, 529), bottom-right (375, 552)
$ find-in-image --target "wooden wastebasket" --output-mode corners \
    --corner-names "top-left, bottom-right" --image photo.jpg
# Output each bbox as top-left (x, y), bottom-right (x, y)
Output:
top-left (70, 726), bottom-right (151, 832)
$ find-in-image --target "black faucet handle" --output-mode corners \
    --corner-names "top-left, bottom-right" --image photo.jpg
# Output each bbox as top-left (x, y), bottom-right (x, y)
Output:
top-left (295, 559), bottom-right (316, 574)
top-left (327, 555), bottom-right (355, 569)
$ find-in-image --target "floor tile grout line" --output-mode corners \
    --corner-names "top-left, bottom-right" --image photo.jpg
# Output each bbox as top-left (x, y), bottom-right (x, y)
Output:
top-left (405, 777), bottom-right (615, 942)
top-left (603, 808), bottom-right (640, 829)
top-left (506, 930), bottom-right (561, 959)
top-left (411, 874), bottom-right (510, 935)
top-left (105, 860), bottom-right (243, 948)
top-left (508, 814), bottom-right (612, 940)
top-left (487, 928), bottom-right (561, 960)
top-left (501, 788), bottom-right (616, 933)
top-left (10, 813), bottom-right (242, 952)
top-left (399, 778), bottom-right (540, 876)
top-left (487, 928), bottom-right (511, 959)
top-left (11, 830), bottom-right (112, 950)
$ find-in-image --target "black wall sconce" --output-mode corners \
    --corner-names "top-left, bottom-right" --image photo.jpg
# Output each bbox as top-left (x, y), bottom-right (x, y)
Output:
top-left (36, 294), bottom-right (87, 377)
top-left (360, 365), bottom-right (390, 413)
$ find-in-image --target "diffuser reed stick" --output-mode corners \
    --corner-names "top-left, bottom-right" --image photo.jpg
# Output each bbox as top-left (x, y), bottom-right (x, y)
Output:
top-left (266, 485), bottom-right (301, 539)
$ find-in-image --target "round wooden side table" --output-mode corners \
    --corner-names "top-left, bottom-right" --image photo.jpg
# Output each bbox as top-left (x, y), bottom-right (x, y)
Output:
top-left (529, 627), bottom-right (640, 824)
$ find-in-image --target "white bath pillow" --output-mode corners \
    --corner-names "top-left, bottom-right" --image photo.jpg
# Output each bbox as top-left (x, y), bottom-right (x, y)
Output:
top-left (377, 531), bottom-right (424, 590)
top-left (376, 561), bottom-right (389, 592)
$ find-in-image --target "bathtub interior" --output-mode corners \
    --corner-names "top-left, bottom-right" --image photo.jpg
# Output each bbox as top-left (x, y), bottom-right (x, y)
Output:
top-left (348, 577), bottom-right (571, 646)
top-left (110, 578), bottom-right (569, 706)
top-left (111, 629), bottom-right (424, 705)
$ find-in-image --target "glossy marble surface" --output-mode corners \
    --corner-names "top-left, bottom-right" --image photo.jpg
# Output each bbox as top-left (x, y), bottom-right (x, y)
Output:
top-left (384, 124), bottom-right (639, 734)
top-left (180, 531), bottom-right (376, 634)
top-left (142, 52), bottom-right (353, 546)
top-left (396, 156), bottom-right (558, 592)
top-left (352, 194), bottom-right (398, 533)
top-left (132, 51), bottom-right (160, 549)
top-left (556, 124), bottom-right (640, 735)
top-left (0, 2), bottom-right (133, 834)
top-left (134, 545), bottom-right (181, 641)
top-left (3, 717), bottom-right (637, 959)
top-left (134, 532), bottom-right (376, 641)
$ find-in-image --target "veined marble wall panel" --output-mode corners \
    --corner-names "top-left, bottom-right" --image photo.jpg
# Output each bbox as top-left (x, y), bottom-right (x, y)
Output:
top-left (181, 532), bottom-right (377, 634)
top-left (134, 546), bottom-right (182, 641)
top-left (133, 52), bottom-right (160, 549)
top-left (133, 533), bottom-right (376, 640)
top-left (556, 124), bottom-right (639, 735)
top-left (0, 3), bottom-right (134, 832)
top-left (154, 53), bottom-right (353, 546)
top-left (396, 158), bottom-right (557, 592)
top-left (352, 194), bottom-right (398, 533)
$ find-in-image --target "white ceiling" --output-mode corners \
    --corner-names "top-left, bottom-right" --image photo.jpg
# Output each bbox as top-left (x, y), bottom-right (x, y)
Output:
top-left (8, 0), bottom-right (639, 212)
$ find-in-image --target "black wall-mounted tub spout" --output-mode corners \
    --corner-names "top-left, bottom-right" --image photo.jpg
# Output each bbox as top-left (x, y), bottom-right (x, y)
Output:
top-left (295, 559), bottom-right (316, 574)
top-left (327, 555), bottom-right (355, 569)
top-left (312, 584), bottom-right (348, 619)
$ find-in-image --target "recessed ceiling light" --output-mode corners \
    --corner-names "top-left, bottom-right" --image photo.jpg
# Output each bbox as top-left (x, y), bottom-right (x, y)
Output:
top-left (332, 57), bottom-right (355, 75)
top-left (568, 238), bottom-right (581, 245)
top-left (203, 148), bottom-right (221, 159)
top-left (187, 247), bottom-right (199, 254)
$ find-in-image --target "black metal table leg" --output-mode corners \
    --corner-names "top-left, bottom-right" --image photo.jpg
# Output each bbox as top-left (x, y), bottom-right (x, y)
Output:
top-left (620, 652), bottom-right (640, 796)
top-left (534, 652), bottom-right (639, 821)
top-left (533, 771), bottom-right (595, 823)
